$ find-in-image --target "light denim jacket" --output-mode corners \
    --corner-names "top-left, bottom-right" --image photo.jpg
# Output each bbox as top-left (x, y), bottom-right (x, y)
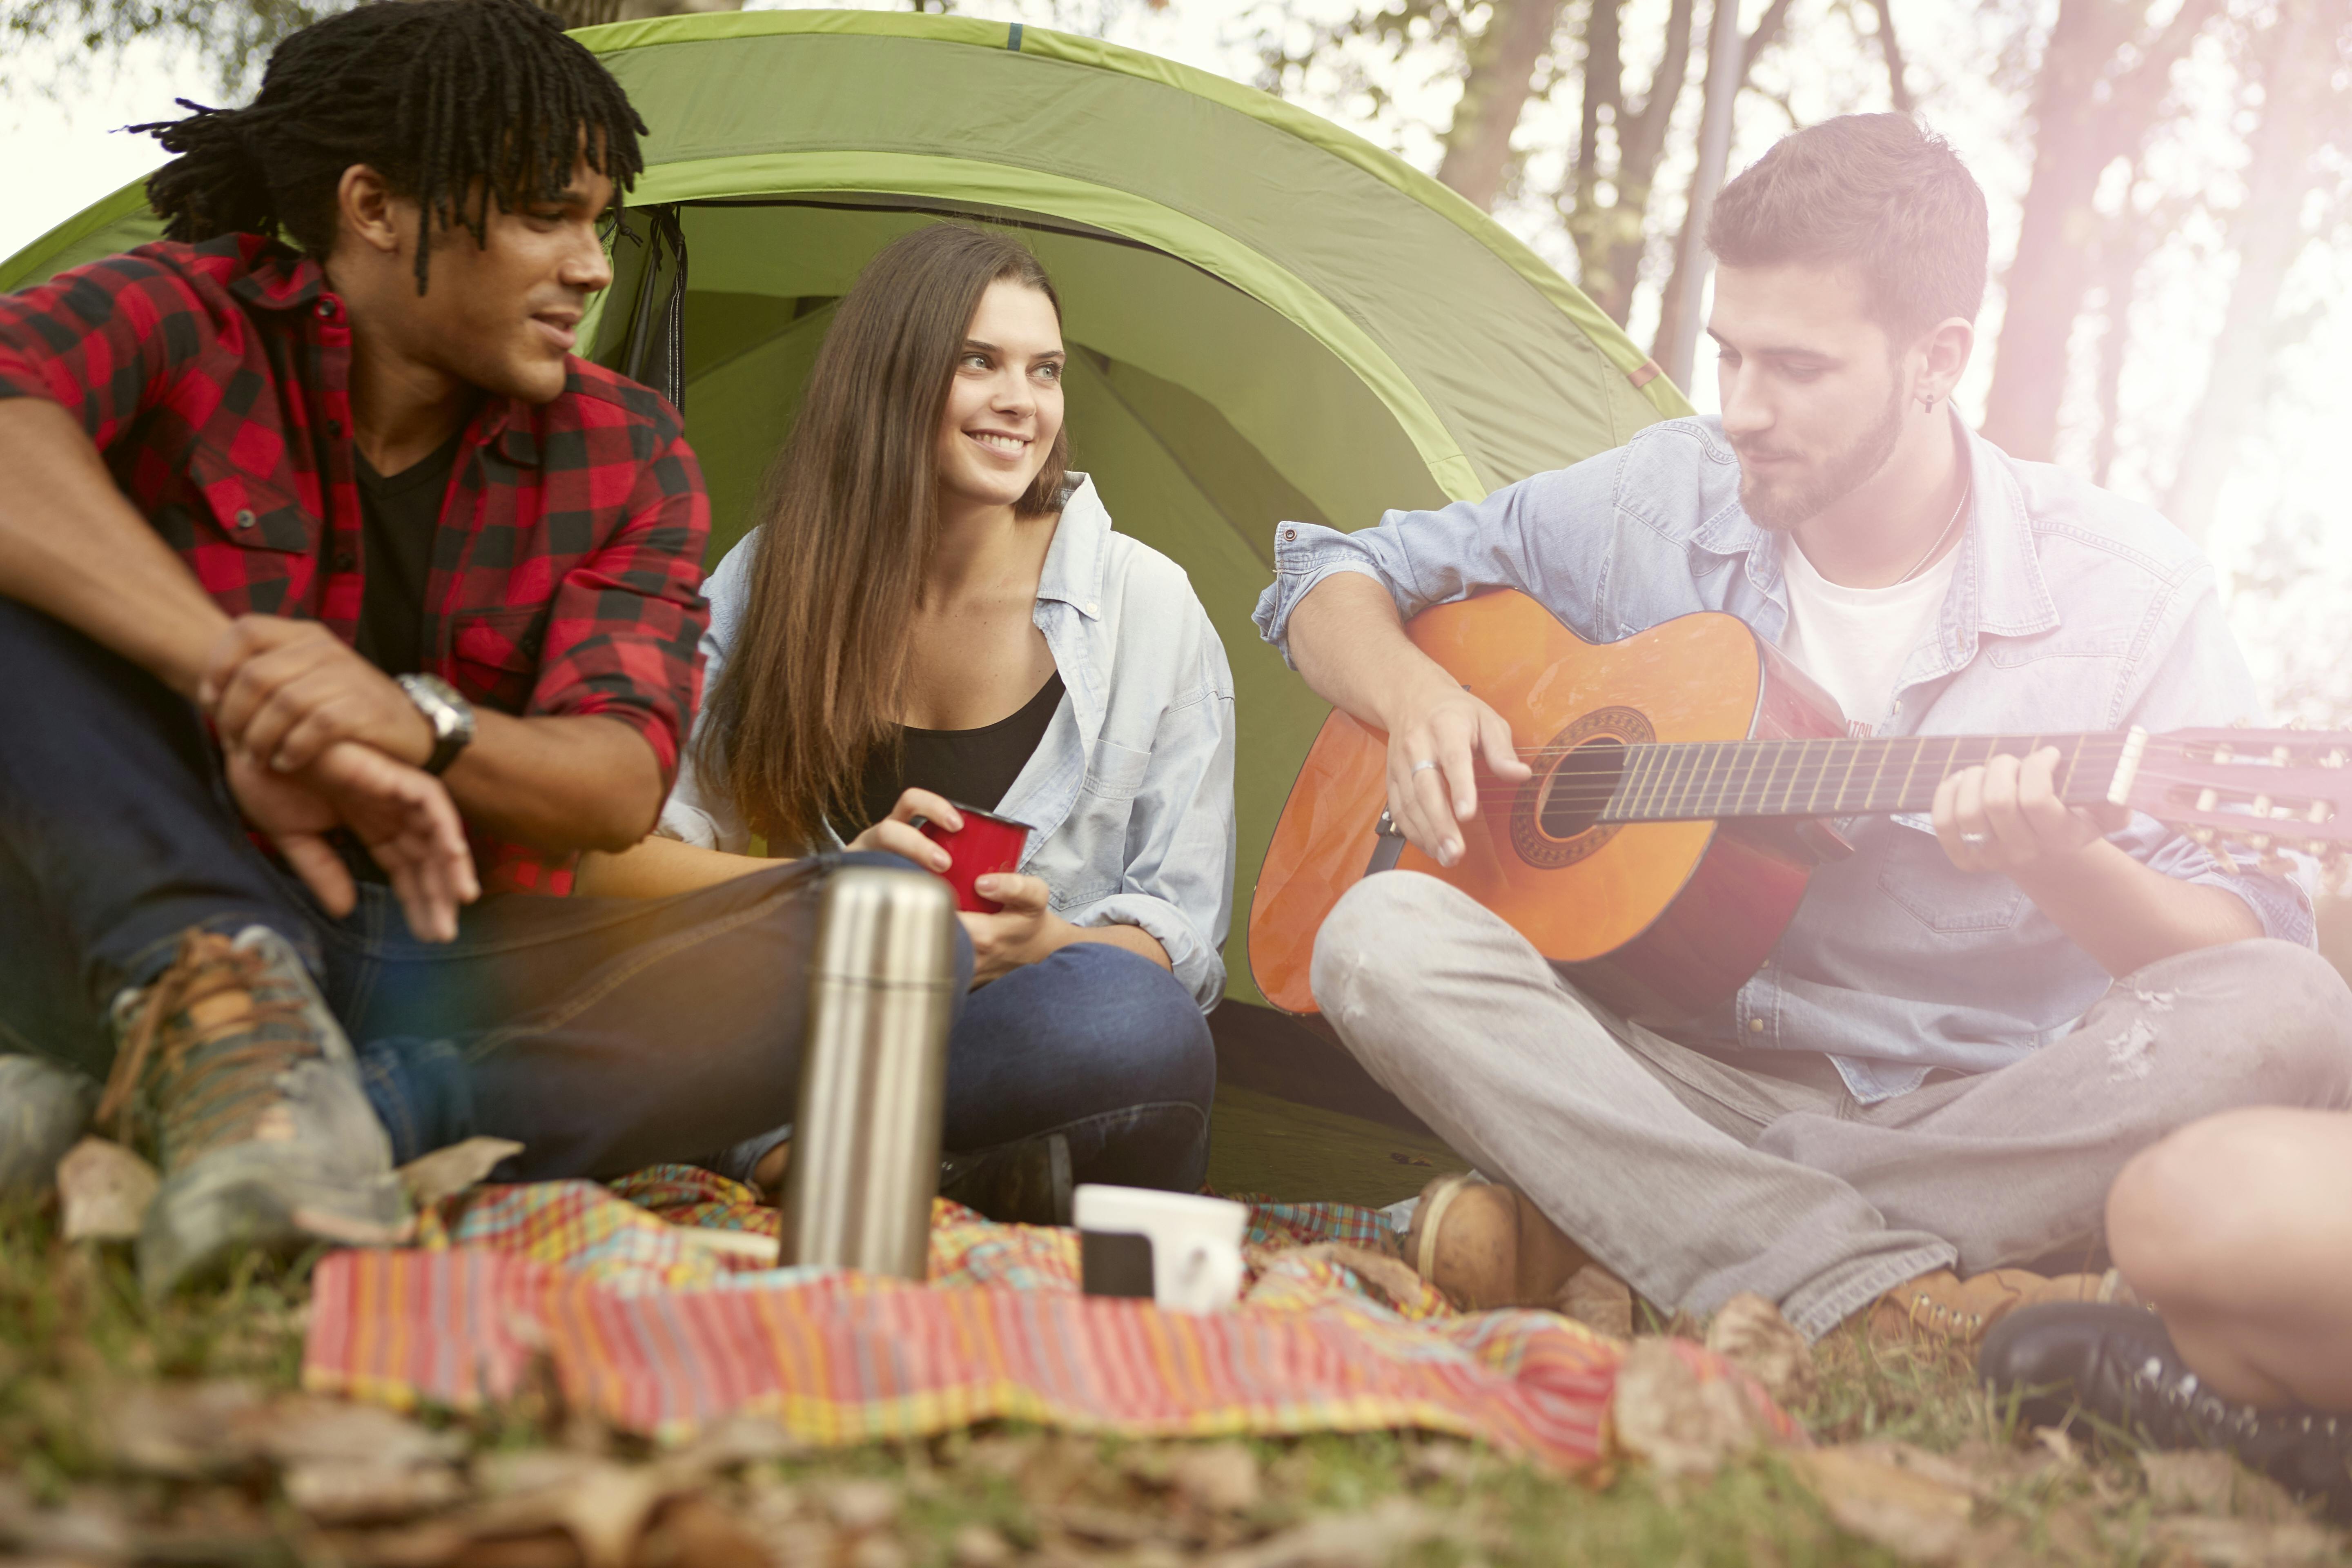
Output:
top-left (664, 474), bottom-right (1238, 1010)
top-left (1252, 415), bottom-right (2313, 1101)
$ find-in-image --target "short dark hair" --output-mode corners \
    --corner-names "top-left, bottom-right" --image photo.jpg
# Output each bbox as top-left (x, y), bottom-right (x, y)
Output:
top-left (134, 0), bottom-right (646, 292)
top-left (1707, 113), bottom-right (1988, 341)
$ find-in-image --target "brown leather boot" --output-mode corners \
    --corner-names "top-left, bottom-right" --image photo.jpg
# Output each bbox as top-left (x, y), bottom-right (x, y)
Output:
top-left (1866, 1267), bottom-right (2127, 1349)
top-left (1402, 1173), bottom-right (1593, 1311)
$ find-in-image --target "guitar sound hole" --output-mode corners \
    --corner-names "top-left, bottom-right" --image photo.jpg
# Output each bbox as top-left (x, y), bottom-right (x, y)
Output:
top-left (1537, 737), bottom-right (1628, 840)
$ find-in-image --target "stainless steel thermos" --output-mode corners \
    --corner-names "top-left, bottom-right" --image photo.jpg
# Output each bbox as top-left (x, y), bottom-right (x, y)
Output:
top-left (777, 866), bottom-right (960, 1279)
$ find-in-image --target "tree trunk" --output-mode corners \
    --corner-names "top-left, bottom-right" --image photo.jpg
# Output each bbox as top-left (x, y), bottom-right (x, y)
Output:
top-left (1869, 0), bottom-right (1912, 115)
top-left (1651, 0), bottom-right (1746, 386)
top-left (1978, 0), bottom-right (2221, 461)
top-left (1437, 0), bottom-right (1571, 211)
top-left (2164, 0), bottom-right (2338, 540)
top-left (1647, 0), bottom-right (1795, 381)
top-left (1564, 0), bottom-right (1696, 325)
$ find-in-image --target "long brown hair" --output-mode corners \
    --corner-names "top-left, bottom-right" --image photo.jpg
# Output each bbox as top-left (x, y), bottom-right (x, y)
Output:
top-left (699, 223), bottom-right (1071, 851)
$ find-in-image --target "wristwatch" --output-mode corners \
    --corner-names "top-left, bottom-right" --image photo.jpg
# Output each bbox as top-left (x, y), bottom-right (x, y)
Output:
top-left (395, 673), bottom-right (477, 776)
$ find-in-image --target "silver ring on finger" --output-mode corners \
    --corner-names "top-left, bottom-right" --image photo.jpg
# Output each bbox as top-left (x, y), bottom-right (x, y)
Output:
top-left (1959, 831), bottom-right (1991, 849)
top-left (1411, 759), bottom-right (1439, 775)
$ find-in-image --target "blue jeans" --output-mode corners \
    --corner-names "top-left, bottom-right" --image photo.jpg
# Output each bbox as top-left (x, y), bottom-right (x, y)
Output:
top-left (947, 942), bottom-right (1212, 1188)
top-left (0, 598), bottom-right (964, 1179)
top-left (705, 940), bottom-right (1214, 1195)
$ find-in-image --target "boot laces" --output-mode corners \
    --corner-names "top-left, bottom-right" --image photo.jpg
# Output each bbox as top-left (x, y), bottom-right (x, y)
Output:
top-left (95, 931), bottom-right (321, 1167)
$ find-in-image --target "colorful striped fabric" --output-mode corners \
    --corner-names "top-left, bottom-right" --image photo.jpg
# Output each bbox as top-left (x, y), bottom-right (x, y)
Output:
top-left (301, 1167), bottom-right (1798, 1469)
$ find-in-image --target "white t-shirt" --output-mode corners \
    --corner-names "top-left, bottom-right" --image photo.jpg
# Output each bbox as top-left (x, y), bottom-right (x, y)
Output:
top-left (1777, 537), bottom-right (1960, 732)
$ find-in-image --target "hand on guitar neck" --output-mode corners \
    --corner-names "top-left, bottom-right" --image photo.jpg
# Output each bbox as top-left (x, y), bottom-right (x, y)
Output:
top-left (1287, 571), bottom-right (1531, 868)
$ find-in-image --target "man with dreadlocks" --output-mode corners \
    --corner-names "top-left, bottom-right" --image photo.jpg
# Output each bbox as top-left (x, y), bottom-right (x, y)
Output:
top-left (0, 0), bottom-right (869, 1293)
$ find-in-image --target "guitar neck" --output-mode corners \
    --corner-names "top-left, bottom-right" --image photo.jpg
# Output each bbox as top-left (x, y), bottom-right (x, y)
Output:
top-left (1597, 733), bottom-right (2135, 824)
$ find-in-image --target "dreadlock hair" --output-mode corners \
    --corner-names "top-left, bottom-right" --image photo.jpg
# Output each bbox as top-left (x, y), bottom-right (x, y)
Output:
top-left (134, 0), bottom-right (647, 292)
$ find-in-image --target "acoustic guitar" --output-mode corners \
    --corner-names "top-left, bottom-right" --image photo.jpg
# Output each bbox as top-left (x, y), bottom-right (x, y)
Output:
top-left (1248, 590), bottom-right (2352, 1024)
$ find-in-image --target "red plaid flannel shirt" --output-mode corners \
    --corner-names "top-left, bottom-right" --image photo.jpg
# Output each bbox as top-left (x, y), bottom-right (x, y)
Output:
top-left (0, 235), bottom-right (710, 896)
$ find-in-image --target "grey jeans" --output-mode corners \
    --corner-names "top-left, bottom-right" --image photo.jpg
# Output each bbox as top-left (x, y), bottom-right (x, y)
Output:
top-left (1311, 872), bottom-right (2352, 1339)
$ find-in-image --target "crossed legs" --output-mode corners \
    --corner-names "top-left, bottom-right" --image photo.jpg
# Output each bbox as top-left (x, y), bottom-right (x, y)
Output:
top-left (1312, 871), bottom-right (2352, 1339)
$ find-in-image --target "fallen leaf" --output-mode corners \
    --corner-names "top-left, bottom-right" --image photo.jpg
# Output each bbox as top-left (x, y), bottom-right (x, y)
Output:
top-left (634, 1494), bottom-right (773, 1568)
top-left (665, 1411), bottom-right (808, 1469)
top-left (397, 1137), bottom-right (524, 1207)
top-left (1833, 1442), bottom-right (1991, 1499)
top-left (849, 1535), bottom-right (911, 1568)
top-left (1562, 1264), bottom-right (1634, 1338)
top-left (466, 1452), bottom-right (677, 1568)
top-left (2153, 1515), bottom-right (2339, 1566)
top-left (1706, 1292), bottom-right (1817, 1408)
top-left (1611, 1338), bottom-right (1775, 1479)
top-left (1205, 1498), bottom-right (1443, 1567)
top-left (56, 1138), bottom-right (157, 1243)
top-left (1404, 1439), bottom-right (1481, 1486)
top-left (2144, 1450), bottom-right (2239, 1515)
top-left (951, 1522), bottom-right (1015, 1568)
top-left (1794, 1445), bottom-right (1976, 1562)
top-left (105, 1380), bottom-right (268, 1477)
top-left (1169, 1442), bottom-right (1262, 1514)
top-left (284, 1459), bottom-right (468, 1525)
top-left (2034, 1425), bottom-right (2083, 1470)
top-left (814, 1477), bottom-right (901, 1533)
top-left (0, 1481), bottom-right (137, 1562)
top-left (1054, 1503), bottom-right (1165, 1544)
top-left (250, 1394), bottom-right (467, 1468)
top-left (763, 1519), bottom-right (841, 1568)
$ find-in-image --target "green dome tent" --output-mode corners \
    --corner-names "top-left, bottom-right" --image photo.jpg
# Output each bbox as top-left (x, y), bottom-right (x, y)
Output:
top-left (1, 10), bottom-right (1686, 1060)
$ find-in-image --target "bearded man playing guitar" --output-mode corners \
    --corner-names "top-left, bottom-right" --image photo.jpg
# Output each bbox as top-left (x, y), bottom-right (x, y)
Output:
top-left (1251, 113), bottom-right (2352, 1345)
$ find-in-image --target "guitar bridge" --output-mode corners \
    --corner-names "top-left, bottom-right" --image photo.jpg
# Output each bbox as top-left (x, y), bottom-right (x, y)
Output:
top-left (1365, 810), bottom-right (1408, 877)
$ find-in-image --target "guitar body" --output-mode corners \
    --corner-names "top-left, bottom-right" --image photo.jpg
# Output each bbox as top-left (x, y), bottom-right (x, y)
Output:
top-left (1248, 593), bottom-right (1847, 1024)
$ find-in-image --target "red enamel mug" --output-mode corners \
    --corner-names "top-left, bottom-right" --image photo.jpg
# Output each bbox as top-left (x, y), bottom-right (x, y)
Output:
top-left (916, 803), bottom-right (1033, 913)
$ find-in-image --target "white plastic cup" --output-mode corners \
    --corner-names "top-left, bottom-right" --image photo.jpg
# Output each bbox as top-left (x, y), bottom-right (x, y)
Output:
top-left (1074, 1184), bottom-right (1249, 1312)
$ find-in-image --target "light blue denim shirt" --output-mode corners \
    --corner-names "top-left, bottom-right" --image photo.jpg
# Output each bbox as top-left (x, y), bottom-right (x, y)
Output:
top-left (1252, 415), bottom-right (2314, 1101)
top-left (665, 474), bottom-right (1238, 1009)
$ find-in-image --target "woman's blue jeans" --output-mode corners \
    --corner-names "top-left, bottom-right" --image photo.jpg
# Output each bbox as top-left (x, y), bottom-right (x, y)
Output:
top-left (710, 942), bottom-right (1216, 1196)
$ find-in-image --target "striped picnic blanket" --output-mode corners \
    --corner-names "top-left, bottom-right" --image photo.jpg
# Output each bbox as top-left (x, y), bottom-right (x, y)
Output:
top-left (301, 1166), bottom-right (1796, 1470)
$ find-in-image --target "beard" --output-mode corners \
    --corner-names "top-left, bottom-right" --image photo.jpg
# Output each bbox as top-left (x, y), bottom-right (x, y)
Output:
top-left (1733, 379), bottom-right (1907, 533)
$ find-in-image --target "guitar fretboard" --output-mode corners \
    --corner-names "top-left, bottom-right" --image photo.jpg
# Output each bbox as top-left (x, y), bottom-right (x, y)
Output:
top-left (1593, 733), bottom-right (2130, 823)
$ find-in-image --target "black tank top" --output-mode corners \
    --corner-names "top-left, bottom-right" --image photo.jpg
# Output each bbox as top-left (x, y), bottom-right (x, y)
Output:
top-left (855, 672), bottom-right (1065, 832)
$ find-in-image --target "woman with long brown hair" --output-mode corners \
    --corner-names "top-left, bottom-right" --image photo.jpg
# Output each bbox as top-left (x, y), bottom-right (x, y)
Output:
top-left (581, 223), bottom-right (1234, 1221)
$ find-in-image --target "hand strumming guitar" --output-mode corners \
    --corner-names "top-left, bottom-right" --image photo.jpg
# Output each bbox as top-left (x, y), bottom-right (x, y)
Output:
top-left (1380, 669), bottom-right (1533, 868)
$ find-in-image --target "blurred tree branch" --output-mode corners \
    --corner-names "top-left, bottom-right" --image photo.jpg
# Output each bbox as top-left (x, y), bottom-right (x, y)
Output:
top-left (2164, 0), bottom-right (2350, 540)
top-left (1866, 0), bottom-right (1910, 114)
top-left (1979, 0), bottom-right (2226, 461)
top-left (1560, 0), bottom-right (1698, 324)
top-left (1647, 0), bottom-right (1797, 376)
top-left (1435, 0), bottom-right (1568, 209)
top-left (0, 0), bottom-right (738, 96)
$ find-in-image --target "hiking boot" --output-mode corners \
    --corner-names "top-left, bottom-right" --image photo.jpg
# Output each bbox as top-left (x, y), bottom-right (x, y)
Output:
top-left (98, 927), bottom-right (408, 1295)
top-left (0, 1055), bottom-right (100, 1198)
top-left (1403, 1172), bottom-right (1593, 1312)
top-left (1980, 1301), bottom-right (2352, 1520)
top-left (1867, 1266), bottom-right (2125, 1349)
